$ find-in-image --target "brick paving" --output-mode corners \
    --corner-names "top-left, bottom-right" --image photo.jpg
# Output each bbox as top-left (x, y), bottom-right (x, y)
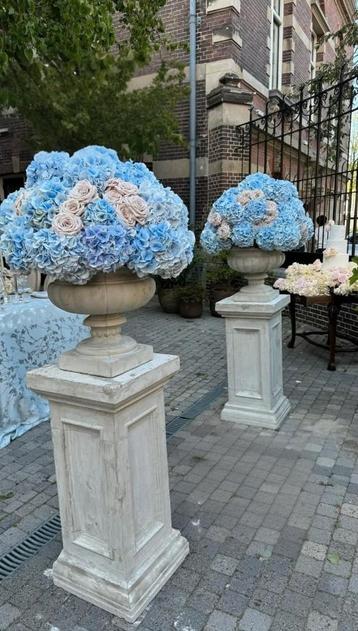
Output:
top-left (0, 298), bottom-right (357, 630)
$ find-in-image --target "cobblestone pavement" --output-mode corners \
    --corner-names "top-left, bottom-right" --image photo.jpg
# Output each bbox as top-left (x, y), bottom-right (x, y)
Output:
top-left (0, 299), bottom-right (358, 630)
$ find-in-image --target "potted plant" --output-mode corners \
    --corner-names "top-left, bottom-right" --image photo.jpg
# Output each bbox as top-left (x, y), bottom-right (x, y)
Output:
top-left (178, 283), bottom-right (204, 319)
top-left (206, 252), bottom-right (242, 316)
top-left (0, 145), bottom-right (195, 376)
top-left (156, 277), bottom-right (181, 314)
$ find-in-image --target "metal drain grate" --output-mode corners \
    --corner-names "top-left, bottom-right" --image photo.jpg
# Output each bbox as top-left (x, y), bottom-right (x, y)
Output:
top-left (166, 381), bottom-right (226, 438)
top-left (0, 514), bottom-right (61, 580)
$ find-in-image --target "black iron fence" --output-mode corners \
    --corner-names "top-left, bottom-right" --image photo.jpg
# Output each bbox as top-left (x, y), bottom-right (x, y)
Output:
top-left (236, 70), bottom-right (358, 256)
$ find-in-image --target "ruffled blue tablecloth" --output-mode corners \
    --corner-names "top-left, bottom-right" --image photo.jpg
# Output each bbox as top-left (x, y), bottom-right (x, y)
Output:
top-left (0, 297), bottom-right (87, 448)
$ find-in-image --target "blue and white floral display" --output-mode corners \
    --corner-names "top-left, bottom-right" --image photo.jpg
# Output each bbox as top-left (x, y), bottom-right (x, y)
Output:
top-left (0, 146), bottom-right (195, 284)
top-left (200, 173), bottom-right (313, 254)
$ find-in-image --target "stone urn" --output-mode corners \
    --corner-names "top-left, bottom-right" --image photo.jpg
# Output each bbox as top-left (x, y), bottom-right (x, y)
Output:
top-left (227, 247), bottom-right (285, 301)
top-left (47, 269), bottom-right (156, 377)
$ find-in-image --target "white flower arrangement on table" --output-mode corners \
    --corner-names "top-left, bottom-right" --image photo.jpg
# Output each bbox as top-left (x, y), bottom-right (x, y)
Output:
top-left (0, 146), bottom-right (195, 284)
top-left (274, 259), bottom-right (358, 297)
top-left (200, 173), bottom-right (314, 254)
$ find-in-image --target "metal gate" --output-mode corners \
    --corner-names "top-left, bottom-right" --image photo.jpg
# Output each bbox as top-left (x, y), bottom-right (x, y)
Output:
top-left (236, 70), bottom-right (358, 255)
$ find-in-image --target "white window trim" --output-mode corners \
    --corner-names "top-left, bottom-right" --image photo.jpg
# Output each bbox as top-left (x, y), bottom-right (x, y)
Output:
top-left (310, 31), bottom-right (317, 79)
top-left (270, 0), bottom-right (283, 91)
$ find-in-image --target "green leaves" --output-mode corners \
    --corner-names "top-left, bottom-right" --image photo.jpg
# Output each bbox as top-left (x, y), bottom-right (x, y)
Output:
top-left (350, 258), bottom-right (358, 286)
top-left (0, 0), bottom-right (185, 158)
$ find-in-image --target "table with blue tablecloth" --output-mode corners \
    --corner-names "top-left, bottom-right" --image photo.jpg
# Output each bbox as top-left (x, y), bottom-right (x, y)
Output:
top-left (0, 297), bottom-right (87, 448)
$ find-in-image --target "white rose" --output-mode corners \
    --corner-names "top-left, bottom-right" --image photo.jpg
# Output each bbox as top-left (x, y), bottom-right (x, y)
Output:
top-left (52, 212), bottom-right (83, 236)
top-left (69, 180), bottom-right (98, 205)
top-left (59, 198), bottom-right (84, 216)
top-left (116, 195), bottom-right (149, 227)
top-left (104, 178), bottom-right (139, 204)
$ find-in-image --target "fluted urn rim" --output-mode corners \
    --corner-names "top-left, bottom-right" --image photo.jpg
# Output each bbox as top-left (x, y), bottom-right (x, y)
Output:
top-left (47, 269), bottom-right (156, 316)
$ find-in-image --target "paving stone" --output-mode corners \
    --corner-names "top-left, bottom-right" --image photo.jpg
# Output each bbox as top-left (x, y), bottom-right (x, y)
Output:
top-left (210, 555), bottom-right (238, 576)
top-left (205, 610), bottom-right (237, 631)
top-left (172, 607), bottom-right (208, 631)
top-left (239, 607), bottom-right (272, 631)
top-left (218, 589), bottom-right (248, 617)
top-left (271, 610), bottom-right (306, 631)
top-left (348, 575), bottom-right (358, 594)
top-left (280, 589), bottom-right (313, 617)
top-left (249, 587), bottom-right (281, 615)
top-left (324, 558), bottom-right (352, 579)
top-left (289, 572), bottom-right (318, 597)
top-left (187, 588), bottom-right (219, 615)
top-left (313, 590), bottom-right (343, 619)
top-left (318, 573), bottom-right (349, 596)
top-left (307, 611), bottom-right (338, 631)
top-left (302, 541), bottom-right (328, 561)
top-left (0, 604), bottom-right (20, 630)
top-left (333, 529), bottom-right (358, 546)
top-left (295, 554), bottom-right (324, 578)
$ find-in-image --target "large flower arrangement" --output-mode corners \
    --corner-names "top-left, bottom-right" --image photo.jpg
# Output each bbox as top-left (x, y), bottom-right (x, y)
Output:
top-left (274, 260), bottom-right (358, 296)
top-left (200, 173), bottom-right (313, 254)
top-left (0, 146), bottom-right (195, 284)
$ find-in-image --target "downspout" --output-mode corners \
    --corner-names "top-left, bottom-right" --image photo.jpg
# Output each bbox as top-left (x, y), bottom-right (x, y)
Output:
top-left (189, 0), bottom-right (197, 228)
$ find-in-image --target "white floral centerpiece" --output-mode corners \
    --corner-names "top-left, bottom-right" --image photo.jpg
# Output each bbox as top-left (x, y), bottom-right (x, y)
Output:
top-left (274, 259), bottom-right (358, 297)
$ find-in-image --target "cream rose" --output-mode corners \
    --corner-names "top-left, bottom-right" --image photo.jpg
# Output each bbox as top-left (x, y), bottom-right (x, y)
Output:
top-left (237, 192), bottom-right (251, 206)
top-left (207, 210), bottom-right (222, 227)
top-left (59, 198), bottom-right (84, 216)
top-left (116, 195), bottom-right (149, 227)
top-left (15, 191), bottom-right (26, 216)
top-left (69, 180), bottom-right (98, 205)
top-left (104, 178), bottom-right (139, 204)
top-left (52, 212), bottom-right (83, 236)
top-left (217, 220), bottom-right (231, 240)
top-left (265, 200), bottom-right (278, 222)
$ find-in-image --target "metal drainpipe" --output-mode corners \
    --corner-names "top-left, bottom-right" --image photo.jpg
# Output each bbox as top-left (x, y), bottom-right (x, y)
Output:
top-left (189, 0), bottom-right (197, 228)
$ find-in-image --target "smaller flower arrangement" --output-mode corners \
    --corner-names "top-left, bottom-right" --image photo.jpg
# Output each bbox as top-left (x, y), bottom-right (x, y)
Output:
top-left (0, 146), bottom-right (195, 284)
top-left (274, 260), bottom-right (358, 297)
top-left (200, 173), bottom-right (313, 254)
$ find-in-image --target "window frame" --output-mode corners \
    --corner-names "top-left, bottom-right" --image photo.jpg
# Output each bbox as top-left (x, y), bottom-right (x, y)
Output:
top-left (270, 0), bottom-right (284, 91)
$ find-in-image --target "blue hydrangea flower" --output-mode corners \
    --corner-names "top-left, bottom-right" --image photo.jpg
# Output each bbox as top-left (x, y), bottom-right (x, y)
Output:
top-left (201, 173), bottom-right (314, 254)
top-left (26, 151), bottom-right (70, 187)
top-left (81, 224), bottom-right (133, 272)
top-left (0, 146), bottom-right (195, 283)
top-left (0, 216), bottom-right (33, 272)
top-left (0, 191), bottom-right (21, 235)
top-left (83, 198), bottom-right (118, 225)
top-left (232, 222), bottom-right (255, 247)
top-left (64, 145), bottom-right (119, 189)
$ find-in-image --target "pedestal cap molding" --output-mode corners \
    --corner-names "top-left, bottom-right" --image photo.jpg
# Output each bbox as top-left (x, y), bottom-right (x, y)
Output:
top-left (27, 354), bottom-right (179, 411)
top-left (216, 294), bottom-right (290, 318)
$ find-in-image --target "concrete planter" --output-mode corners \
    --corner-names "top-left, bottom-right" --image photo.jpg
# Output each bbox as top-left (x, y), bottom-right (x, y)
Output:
top-left (48, 270), bottom-right (155, 378)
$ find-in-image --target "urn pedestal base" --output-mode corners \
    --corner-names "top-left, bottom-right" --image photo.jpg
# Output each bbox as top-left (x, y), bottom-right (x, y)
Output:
top-left (216, 293), bottom-right (290, 430)
top-left (27, 354), bottom-right (189, 622)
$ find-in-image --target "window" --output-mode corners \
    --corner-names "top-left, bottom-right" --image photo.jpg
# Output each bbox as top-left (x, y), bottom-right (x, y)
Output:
top-left (270, 0), bottom-right (283, 90)
top-left (310, 32), bottom-right (317, 80)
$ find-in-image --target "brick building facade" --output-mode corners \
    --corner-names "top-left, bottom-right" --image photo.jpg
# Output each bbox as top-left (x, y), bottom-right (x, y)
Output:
top-left (0, 0), bottom-right (355, 221)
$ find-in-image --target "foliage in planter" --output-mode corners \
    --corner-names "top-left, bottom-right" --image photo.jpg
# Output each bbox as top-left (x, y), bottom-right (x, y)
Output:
top-left (178, 284), bottom-right (204, 304)
top-left (206, 252), bottom-right (241, 289)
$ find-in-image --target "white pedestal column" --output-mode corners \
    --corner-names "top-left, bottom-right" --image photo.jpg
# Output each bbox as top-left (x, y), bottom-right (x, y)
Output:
top-left (27, 354), bottom-right (189, 622)
top-left (216, 293), bottom-right (291, 429)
